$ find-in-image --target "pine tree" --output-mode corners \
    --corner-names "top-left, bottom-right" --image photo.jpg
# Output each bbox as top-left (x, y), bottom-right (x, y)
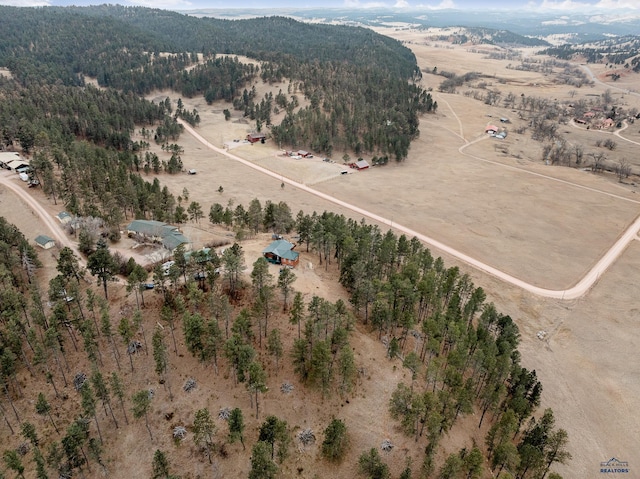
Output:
top-left (151, 449), bottom-right (171, 479)
top-left (358, 448), bottom-right (390, 479)
top-left (289, 292), bottom-right (305, 339)
top-left (246, 361), bottom-right (268, 419)
top-left (3, 450), bottom-right (25, 478)
top-left (35, 393), bottom-right (58, 434)
top-left (321, 418), bottom-right (348, 462)
top-left (118, 316), bottom-right (135, 372)
top-left (152, 328), bottom-right (172, 400)
top-left (249, 441), bottom-right (277, 479)
top-left (132, 390), bottom-right (153, 440)
top-left (80, 383), bottom-right (103, 444)
top-left (90, 369), bottom-right (118, 428)
top-left (228, 408), bottom-right (245, 449)
top-left (86, 238), bottom-right (117, 299)
top-left (267, 328), bottom-right (283, 371)
top-left (21, 421), bottom-right (39, 449)
top-left (110, 372), bottom-right (129, 425)
top-left (193, 408), bottom-right (215, 463)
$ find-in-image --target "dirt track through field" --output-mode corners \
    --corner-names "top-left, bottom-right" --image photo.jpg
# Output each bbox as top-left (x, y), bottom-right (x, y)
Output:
top-left (178, 119), bottom-right (640, 300)
top-left (0, 169), bottom-right (79, 255)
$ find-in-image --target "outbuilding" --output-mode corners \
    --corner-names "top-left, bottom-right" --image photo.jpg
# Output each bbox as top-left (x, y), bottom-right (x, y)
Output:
top-left (355, 159), bottom-right (370, 170)
top-left (247, 132), bottom-right (266, 143)
top-left (56, 212), bottom-right (72, 224)
top-left (35, 235), bottom-right (55, 250)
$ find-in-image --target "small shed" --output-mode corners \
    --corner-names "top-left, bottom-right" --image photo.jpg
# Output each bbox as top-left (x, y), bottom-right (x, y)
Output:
top-left (355, 159), bottom-right (370, 170)
top-left (247, 132), bottom-right (266, 143)
top-left (262, 240), bottom-right (299, 267)
top-left (56, 212), bottom-right (72, 224)
top-left (35, 235), bottom-right (55, 249)
top-left (485, 125), bottom-right (499, 134)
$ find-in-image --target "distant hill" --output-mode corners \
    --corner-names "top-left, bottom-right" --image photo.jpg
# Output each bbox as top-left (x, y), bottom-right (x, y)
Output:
top-left (540, 35), bottom-right (640, 71)
top-left (420, 26), bottom-right (549, 47)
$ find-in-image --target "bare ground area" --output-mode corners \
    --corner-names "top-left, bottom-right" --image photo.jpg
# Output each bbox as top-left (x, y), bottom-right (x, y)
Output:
top-left (3, 27), bottom-right (640, 479)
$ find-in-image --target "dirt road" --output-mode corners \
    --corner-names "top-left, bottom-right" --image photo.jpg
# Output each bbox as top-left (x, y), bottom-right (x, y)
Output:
top-left (0, 169), bottom-right (79, 255)
top-left (178, 119), bottom-right (640, 300)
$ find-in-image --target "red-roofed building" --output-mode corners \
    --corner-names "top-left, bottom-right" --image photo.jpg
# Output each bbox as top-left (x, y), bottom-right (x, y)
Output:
top-left (247, 132), bottom-right (266, 143)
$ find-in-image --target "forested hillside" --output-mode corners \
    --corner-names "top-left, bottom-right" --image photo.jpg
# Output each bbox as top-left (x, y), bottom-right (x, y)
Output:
top-left (0, 5), bottom-right (437, 160)
top-left (0, 201), bottom-right (571, 479)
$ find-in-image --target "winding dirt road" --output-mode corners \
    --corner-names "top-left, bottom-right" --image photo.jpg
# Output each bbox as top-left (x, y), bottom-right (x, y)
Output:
top-left (178, 119), bottom-right (640, 300)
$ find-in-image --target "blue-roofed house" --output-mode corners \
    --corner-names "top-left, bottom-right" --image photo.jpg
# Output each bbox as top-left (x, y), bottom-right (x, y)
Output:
top-left (126, 219), bottom-right (191, 253)
top-left (262, 239), bottom-right (299, 267)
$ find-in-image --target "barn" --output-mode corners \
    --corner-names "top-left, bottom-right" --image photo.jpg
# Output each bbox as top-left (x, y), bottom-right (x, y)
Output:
top-left (247, 132), bottom-right (266, 143)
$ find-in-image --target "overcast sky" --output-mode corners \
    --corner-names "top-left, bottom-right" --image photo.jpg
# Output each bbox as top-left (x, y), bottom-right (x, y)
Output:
top-left (1, 0), bottom-right (638, 11)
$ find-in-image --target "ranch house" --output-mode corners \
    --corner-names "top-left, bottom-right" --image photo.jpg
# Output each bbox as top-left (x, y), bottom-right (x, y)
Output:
top-left (126, 219), bottom-right (191, 253)
top-left (262, 239), bottom-right (300, 267)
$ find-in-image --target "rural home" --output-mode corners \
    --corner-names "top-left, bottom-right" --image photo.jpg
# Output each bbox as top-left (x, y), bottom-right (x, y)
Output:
top-left (6, 159), bottom-right (30, 171)
top-left (262, 239), bottom-right (299, 267)
top-left (485, 125), bottom-right (499, 134)
top-left (126, 219), bottom-right (191, 252)
top-left (246, 132), bottom-right (266, 143)
top-left (296, 150), bottom-right (311, 158)
top-left (35, 235), bottom-right (55, 249)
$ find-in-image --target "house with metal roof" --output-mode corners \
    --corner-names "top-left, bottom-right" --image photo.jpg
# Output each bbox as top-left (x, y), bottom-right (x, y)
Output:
top-left (262, 240), bottom-right (299, 267)
top-left (35, 235), bottom-right (55, 249)
top-left (126, 219), bottom-right (191, 252)
top-left (0, 152), bottom-right (21, 169)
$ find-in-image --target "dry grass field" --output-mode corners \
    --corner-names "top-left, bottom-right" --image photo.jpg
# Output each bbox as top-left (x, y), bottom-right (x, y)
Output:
top-left (2, 25), bottom-right (640, 478)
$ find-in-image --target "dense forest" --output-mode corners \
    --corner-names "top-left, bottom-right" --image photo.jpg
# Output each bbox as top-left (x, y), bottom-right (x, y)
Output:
top-left (0, 199), bottom-right (570, 478)
top-left (0, 5), bottom-right (437, 160)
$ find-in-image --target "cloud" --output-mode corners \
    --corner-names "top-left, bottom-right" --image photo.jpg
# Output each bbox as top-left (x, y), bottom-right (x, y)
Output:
top-left (536, 0), bottom-right (593, 10)
top-left (394, 0), bottom-right (410, 7)
top-left (0, 0), bottom-right (50, 5)
top-left (595, 0), bottom-right (639, 8)
top-left (415, 0), bottom-right (456, 9)
top-left (529, 0), bottom-right (638, 10)
top-left (343, 0), bottom-right (388, 7)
